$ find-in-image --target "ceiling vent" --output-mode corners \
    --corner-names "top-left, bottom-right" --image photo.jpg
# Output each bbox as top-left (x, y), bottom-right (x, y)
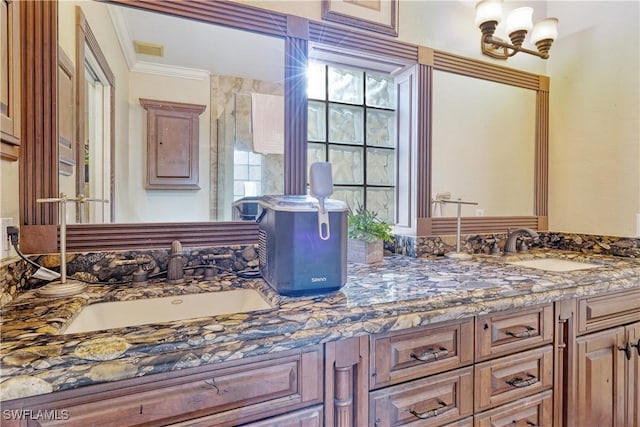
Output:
top-left (134, 40), bottom-right (164, 57)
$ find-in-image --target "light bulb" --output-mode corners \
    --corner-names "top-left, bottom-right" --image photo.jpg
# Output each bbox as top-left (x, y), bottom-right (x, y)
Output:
top-left (475, 0), bottom-right (503, 26)
top-left (531, 17), bottom-right (559, 43)
top-left (505, 7), bottom-right (533, 34)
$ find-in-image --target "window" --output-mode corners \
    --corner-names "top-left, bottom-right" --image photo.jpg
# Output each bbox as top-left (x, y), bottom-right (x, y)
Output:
top-left (307, 61), bottom-right (397, 223)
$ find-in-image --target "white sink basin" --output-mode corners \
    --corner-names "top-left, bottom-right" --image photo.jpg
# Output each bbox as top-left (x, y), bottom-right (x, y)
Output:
top-left (63, 289), bottom-right (272, 334)
top-left (507, 258), bottom-right (603, 272)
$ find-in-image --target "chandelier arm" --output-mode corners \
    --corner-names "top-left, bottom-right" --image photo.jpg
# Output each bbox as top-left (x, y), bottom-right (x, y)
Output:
top-left (483, 35), bottom-right (549, 59)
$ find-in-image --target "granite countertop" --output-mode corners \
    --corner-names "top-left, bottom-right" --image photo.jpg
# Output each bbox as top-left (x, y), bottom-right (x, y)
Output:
top-left (1, 249), bottom-right (639, 401)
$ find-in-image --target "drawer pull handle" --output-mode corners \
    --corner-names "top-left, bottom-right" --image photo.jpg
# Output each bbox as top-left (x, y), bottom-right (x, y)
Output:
top-left (409, 400), bottom-right (452, 419)
top-left (506, 326), bottom-right (537, 339)
top-left (506, 374), bottom-right (538, 388)
top-left (410, 347), bottom-right (449, 362)
top-left (630, 339), bottom-right (640, 356)
top-left (514, 422), bottom-right (538, 427)
top-left (618, 342), bottom-right (632, 361)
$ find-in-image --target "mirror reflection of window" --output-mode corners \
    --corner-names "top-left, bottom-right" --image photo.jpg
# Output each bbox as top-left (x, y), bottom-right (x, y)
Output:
top-left (307, 61), bottom-right (397, 223)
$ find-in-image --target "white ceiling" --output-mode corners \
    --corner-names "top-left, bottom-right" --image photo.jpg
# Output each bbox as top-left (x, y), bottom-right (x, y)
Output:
top-left (108, 4), bottom-right (285, 83)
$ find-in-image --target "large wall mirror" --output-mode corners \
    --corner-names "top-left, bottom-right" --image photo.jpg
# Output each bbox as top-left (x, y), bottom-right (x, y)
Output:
top-left (58, 0), bottom-right (285, 224)
top-left (431, 70), bottom-right (536, 218)
top-left (19, 1), bottom-right (548, 253)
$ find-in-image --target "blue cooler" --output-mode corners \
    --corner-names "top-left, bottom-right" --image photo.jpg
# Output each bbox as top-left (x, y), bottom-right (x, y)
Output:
top-left (257, 195), bottom-right (348, 296)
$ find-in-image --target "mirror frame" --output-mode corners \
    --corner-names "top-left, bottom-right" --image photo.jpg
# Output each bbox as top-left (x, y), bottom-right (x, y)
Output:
top-left (18, 0), bottom-right (547, 253)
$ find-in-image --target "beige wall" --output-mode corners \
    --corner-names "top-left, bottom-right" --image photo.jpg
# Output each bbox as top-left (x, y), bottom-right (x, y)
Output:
top-left (548, 1), bottom-right (639, 237)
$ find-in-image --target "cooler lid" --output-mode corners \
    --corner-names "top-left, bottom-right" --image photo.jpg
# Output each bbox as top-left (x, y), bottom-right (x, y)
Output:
top-left (259, 195), bottom-right (348, 212)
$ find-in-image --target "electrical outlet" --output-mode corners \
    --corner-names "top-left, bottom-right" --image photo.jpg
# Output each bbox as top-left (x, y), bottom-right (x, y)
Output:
top-left (1, 218), bottom-right (14, 259)
top-left (475, 208), bottom-right (485, 217)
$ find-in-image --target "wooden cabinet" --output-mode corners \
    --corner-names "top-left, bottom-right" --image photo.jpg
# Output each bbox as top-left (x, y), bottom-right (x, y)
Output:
top-left (2, 346), bottom-right (323, 427)
top-left (575, 322), bottom-right (640, 427)
top-left (140, 98), bottom-right (206, 190)
top-left (1, 0), bottom-right (20, 160)
top-left (559, 288), bottom-right (640, 427)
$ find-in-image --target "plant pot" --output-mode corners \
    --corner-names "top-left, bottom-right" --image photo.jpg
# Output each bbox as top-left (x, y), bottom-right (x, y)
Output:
top-left (347, 238), bottom-right (383, 264)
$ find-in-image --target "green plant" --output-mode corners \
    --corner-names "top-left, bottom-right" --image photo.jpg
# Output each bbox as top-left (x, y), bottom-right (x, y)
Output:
top-left (347, 205), bottom-right (394, 243)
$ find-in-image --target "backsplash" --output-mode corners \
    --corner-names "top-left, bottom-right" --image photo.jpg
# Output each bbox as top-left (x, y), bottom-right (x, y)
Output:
top-left (2, 232), bottom-right (638, 307)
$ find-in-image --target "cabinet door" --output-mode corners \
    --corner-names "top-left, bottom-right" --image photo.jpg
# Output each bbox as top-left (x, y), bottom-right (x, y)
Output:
top-left (1, 0), bottom-right (21, 159)
top-left (576, 327), bottom-right (626, 427)
top-left (628, 322), bottom-right (640, 427)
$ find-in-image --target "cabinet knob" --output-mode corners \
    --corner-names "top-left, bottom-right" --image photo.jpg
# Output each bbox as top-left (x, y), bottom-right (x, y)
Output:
top-left (630, 339), bottom-right (640, 357)
top-left (618, 342), bottom-right (632, 361)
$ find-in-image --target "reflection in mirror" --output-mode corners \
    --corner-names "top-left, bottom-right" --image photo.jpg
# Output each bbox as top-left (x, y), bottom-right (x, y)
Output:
top-left (57, 1), bottom-right (285, 224)
top-left (431, 70), bottom-right (535, 218)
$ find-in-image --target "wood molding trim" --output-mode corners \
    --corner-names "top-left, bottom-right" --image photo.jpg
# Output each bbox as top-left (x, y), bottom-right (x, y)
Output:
top-left (19, 0), bottom-right (59, 227)
top-left (284, 36), bottom-right (308, 195)
top-left (324, 336), bottom-right (369, 427)
top-left (106, 0), bottom-right (288, 38)
top-left (417, 64), bottom-right (432, 220)
top-left (535, 90), bottom-right (550, 217)
top-left (432, 50), bottom-right (541, 90)
top-left (425, 216), bottom-right (542, 235)
top-left (65, 222), bottom-right (259, 251)
top-left (308, 20), bottom-right (418, 62)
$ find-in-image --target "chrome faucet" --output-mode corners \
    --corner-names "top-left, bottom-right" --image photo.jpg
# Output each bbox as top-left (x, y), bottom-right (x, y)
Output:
top-left (504, 228), bottom-right (539, 254)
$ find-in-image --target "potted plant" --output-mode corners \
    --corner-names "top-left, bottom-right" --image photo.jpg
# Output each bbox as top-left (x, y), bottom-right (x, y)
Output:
top-left (347, 205), bottom-right (394, 264)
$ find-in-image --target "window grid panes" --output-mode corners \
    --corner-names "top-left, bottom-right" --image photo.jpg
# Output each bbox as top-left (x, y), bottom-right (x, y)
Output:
top-left (307, 62), bottom-right (396, 223)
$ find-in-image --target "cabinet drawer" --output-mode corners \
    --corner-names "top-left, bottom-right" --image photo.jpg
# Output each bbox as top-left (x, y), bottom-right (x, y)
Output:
top-left (370, 318), bottom-right (474, 389)
top-left (476, 305), bottom-right (553, 361)
top-left (474, 390), bottom-right (553, 427)
top-left (578, 288), bottom-right (640, 334)
top-left (19, 347), bottom-right (323, 427)
top-left (369, 366), bottom-right (473, 427)
top-left (474, 345), bottom-right (553, 412)
top-left (238, 405), bottom-right (323, 427)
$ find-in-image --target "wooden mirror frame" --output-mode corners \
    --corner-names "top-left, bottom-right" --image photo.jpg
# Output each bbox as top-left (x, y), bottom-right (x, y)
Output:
top-left (19, 0), bottom-right (547, 254)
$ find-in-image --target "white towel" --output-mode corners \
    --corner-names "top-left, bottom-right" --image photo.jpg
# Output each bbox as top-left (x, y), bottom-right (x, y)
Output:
top-left (251, 93), bottom-right (284, 155)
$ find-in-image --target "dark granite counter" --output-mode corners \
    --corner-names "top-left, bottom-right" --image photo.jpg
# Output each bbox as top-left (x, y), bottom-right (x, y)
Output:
top-left (1, 250), bottom-right (639, 401)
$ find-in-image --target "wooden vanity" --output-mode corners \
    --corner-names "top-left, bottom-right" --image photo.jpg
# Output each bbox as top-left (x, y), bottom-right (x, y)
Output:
top-left (1, 253), bottom-right (639, 426)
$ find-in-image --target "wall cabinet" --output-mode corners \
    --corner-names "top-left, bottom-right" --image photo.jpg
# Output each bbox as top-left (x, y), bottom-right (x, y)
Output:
top-left (1, 0), bottom-right (20, 160)
top-left (140, 98), bottom-right (206, 190)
